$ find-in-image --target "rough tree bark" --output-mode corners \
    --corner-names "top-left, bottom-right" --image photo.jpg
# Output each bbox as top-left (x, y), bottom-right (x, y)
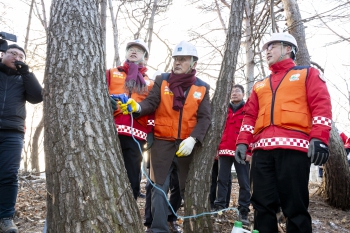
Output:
top-left (43, 0), bottom-right (143, 232)
top-left (183, 0), bottom-right (245, 232)
top-left (282, 0), bottom-right (350, 210)
top-left (281, 0), bottom-right (310, 66)
top-left (316, 123), bottom-right (350, 210)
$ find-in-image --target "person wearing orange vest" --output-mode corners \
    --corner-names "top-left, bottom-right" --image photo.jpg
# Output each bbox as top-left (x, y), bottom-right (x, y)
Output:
top-left (107, 39), bottom-right (154, 200)
top-left (235, 33), bottom-right (332, 233)
top-left (120, 41), bottom-right (211, 233)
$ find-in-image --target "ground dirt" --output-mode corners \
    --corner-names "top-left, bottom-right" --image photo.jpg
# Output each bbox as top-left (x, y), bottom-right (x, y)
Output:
top-left (15, 172), bottom-right (350, 233)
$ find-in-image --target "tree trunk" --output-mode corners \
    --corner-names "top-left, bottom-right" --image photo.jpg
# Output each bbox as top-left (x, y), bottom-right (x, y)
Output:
top-left (24, 0), bottom-right (35, 51)
top-left (244, 0), bottom-right (255, 96)
top-left (282, 0), bottom-right (350, 210)
top-left (146, 0), bottom-right (158, 55)
top-left (44, 1), bottom-right (143, 232)
top-left (108, 0), bottom-right (121, 67)
top-left (100, 0), bottom-right (107, 70)
top-left (183, 0), bottom-right (245, 232)
top-left (31, 117), bottom-right (44, 172)
top-left (281, 0), bottom-right (310, 66)
top-left (316, 123), bottom-right (350, 210)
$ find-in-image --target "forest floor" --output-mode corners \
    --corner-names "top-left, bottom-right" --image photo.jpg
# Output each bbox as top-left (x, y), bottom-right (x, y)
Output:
top-left (14, 171), bottom-right (350, 233)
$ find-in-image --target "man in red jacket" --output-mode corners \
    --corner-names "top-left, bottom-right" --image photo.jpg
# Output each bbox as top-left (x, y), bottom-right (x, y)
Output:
top-left (213, 84), bottom-right (251, 225)
top-left (235, 33), bottom-right (332, 233)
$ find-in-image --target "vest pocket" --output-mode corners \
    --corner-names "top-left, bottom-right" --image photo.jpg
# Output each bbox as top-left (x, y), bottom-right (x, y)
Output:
top-left (280, 103), bottom-right (309, 129)
top-left (154, 119), bottom-right (173, 138)
top-left (254, 106), bottom-right (267, 134)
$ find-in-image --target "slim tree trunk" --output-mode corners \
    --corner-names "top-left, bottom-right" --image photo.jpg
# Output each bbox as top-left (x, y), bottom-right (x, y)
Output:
top-left (183, 0), bottom-right (245, 232)
top-left (108, 0), bottom-right (121, 67)
top-left (31, 117), bottom-right (44, 172)
top-left (44, 0), bottom-right (143, 232)
top-left (24, 0), bottom-right (35, 51)
top-left (244, 0), bottom-right (255, 96)
top-left (146, 0), bottom-right (158, 55)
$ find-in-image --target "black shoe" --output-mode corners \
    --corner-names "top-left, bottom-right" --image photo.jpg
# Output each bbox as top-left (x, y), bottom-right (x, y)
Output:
top-left (0, 217), bottom-right (18, 233)
top-left (138, 192), bottom-right (146, 199)
top-left (168, 221), bottom-right (182, 233)
top-left (144, 226), bottom-right (151, 232)
top-left (238, 207), bottom-right (250, 226)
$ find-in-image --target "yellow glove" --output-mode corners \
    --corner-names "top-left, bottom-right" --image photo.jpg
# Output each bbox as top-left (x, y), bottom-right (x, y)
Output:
top-left (120, 98), bottom-right (141, 115)
top-left (176, 137), bottom-right (196, 157)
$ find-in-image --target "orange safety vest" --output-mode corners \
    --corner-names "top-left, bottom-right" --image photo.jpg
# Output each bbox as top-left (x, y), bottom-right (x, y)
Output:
top-left (253, 67), bottom-right (312, 135)
top-left (154, 74), bottom-right (207, 141)
top-left (108, 68), bottom-right (154, 128)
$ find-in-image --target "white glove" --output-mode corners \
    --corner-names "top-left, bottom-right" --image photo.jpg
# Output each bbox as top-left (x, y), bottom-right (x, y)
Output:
top-left (176, 137), bottom-right (196, 157)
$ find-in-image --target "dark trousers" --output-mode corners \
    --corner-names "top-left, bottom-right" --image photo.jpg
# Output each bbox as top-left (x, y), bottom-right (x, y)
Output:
top-left (209, 159), bottom-right (231, 209)
top-left (251, 149), bottom-right (312, 233)
top-left (214, 156), bottom-right (250, 210)
top-left (0, 130), bottom-right (24, 219)
top-left (119, 135), bottom-right (145, 200)
top-left (144, 166), bottom-right (182, 227)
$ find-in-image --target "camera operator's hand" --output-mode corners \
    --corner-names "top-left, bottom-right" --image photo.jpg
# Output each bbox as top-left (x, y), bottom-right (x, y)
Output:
top-left (14, 61), bottom-right (29, 75)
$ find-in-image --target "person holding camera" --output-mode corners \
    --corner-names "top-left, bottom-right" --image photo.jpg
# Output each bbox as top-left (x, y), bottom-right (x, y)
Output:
top-left (0, 44), bottom-right (43, 233)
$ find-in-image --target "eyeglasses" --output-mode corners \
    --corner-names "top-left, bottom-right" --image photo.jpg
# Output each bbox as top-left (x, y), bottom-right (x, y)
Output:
top-left (127, 47), bottom-right (144, 55)
top-left (266, 42), bottom-right (280, 52)
top-left (232, 89), bottom-right (242, 94)
top-left (7, 51), bottom-right (25, 61)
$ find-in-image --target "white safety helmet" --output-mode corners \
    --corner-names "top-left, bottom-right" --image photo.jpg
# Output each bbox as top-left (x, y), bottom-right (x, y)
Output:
top-left (172, 41), bottom-right (198, 61)
top-left (126, 39), bottom-right (150, 58)
top-left (261, 33), bottom-right (298, 53)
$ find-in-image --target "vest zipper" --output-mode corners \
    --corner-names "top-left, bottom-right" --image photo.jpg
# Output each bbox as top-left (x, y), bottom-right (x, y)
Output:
top-left (269, 68), bottom-right (294, 125)
top-left (177, 88), bottom-right (191, 139)
top-left (178, 109), bottom-right (183, 139)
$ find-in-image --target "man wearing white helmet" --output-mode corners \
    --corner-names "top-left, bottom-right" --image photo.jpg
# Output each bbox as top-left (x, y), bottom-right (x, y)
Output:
top-left (120, 40), bottom-right (211, 233)
top-left (107, 39), bottom-right (154, 200)
top-left (235, 32), bottom-right (332, 233)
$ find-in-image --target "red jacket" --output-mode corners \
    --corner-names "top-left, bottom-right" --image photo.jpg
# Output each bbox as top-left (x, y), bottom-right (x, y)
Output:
top-left (339, 131), bottom-right (348, 145)
top-left (237, 59), bottom-right (332, 153)
top-left (107, 66), bottom-right (154, 141)
top-left (218, 101), bottom-right (250, 157)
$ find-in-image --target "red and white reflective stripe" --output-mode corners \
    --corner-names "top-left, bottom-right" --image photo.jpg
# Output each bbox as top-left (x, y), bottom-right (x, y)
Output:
top-left (218, 149), bottom-right (235, 156)
top-left (240, 124), bottom-right (254, 133)
top-left (116, 125), bottom-right (147, 140)
top-left (253, 137), bottom-right (309, 149)
top-left (147, 120), bottom-right (155, 126)
top-left (312, 116), bottom-right (332, 127)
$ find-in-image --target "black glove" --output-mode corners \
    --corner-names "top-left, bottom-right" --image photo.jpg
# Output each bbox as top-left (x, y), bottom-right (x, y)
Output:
top-left (14, 61), bottom-right (29, 75)
top-left (145, 132), bottom-right (154, 150)
top-left (307, 138), bottom-right (329, 166)
top-left (110, 97), bottom-right (117, 111)
top-left (235, 144), bottom-right (248, 164)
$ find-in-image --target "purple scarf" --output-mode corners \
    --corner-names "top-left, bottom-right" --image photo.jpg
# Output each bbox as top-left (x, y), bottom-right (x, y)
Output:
top-left (125, 61), bottom-right (147, 93)
top-left (169, 69), bottom-right (197, 111)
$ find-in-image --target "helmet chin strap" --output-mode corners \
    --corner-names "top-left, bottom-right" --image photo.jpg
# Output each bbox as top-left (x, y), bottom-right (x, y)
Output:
top-left (185, 57), bottom-right (195, 74)
top-left (277, 42), bottom-right (286, 62)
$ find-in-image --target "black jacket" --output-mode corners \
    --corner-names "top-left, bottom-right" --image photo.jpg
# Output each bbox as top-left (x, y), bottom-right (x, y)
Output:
top-left (0, 62), bottom-right (42, 132)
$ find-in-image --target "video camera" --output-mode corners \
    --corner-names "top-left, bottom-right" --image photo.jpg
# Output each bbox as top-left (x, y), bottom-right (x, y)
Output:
top-left (0, 32), bottom-right (17, 52)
